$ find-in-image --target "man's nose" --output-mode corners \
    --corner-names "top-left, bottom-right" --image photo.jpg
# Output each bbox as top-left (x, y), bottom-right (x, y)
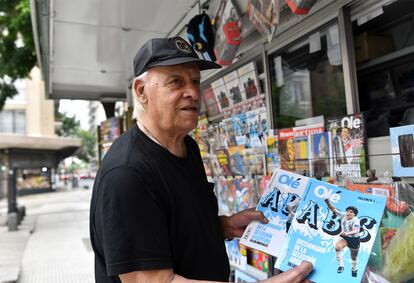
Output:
top-left (183, 83), bottom-right (200, 100)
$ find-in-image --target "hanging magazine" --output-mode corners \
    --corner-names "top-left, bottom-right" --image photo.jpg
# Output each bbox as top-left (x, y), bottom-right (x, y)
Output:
top-left (240, 169), bottom-right (310, 257)
top-left (275, 180), bottom-right (386, 283)
top-left (247, 0), bottom-right (280, 42)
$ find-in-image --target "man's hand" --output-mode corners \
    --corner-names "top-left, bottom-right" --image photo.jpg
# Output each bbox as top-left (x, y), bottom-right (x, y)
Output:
top-left (267, 261), bottom-right (313, 283)
top-left (220, 208), bottom-right (269, 239)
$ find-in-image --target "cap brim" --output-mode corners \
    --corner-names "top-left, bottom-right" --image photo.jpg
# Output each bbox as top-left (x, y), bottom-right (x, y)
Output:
top-left (148, 57), bottom-right (221, 71)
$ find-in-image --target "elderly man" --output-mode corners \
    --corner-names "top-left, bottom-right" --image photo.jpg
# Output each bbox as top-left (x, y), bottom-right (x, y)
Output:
top-left (90, 37), bottom-right (312, 283)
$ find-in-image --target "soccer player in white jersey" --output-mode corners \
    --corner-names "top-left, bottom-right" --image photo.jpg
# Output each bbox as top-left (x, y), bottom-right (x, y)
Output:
top-left (324, 199), bottom-right (360, 278)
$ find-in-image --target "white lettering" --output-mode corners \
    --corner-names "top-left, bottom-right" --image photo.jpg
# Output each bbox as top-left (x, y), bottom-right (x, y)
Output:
top-left (314, 185), bottom-right (341, 203)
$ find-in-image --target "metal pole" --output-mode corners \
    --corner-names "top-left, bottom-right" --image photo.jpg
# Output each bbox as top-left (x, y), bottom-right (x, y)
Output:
top-left (7, 168), bottom-right (18, 214)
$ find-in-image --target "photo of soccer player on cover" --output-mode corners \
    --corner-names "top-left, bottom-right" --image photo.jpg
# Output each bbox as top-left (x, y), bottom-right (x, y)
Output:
top-left (324, 198), bottom-right (360, 278)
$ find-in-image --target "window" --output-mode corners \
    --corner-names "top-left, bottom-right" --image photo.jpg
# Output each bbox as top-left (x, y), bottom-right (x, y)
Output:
top-left (0, 110), bottom-right (26, 134)
top-left (354, 0), bottom-right (414, 137)
top-left (268, 23), bottom-right (347, 129)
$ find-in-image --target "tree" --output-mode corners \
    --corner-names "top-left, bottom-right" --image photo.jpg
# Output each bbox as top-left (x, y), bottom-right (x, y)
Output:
top-left (0, 0), bottom-right (37, 110)
top-left (55, 111), bottom-right (81, 137)
top-left (77, 130), bottom-right (97, 163)
top-left (56, 111), bottom-right (97, 163)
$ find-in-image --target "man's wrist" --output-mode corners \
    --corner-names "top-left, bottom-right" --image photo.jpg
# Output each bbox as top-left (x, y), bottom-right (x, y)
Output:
top-left (219, 215), bottom-right (233, 239)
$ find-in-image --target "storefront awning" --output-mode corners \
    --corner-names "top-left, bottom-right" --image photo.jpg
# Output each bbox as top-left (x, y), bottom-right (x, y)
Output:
top-left (0, 134), bottom-right (81, 168)
top-left (30, 0), bottom-right (200, 102)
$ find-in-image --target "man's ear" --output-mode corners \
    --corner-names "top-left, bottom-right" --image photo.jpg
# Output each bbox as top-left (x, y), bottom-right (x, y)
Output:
top-left (134, 78), bottom-right (147, 104)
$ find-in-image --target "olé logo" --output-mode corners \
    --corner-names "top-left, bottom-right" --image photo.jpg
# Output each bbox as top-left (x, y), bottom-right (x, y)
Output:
top-left (341, 116), bottom-right (361, 129)
top-left (314, 185), bottom-right (341, 203)
top-left (173, 38), bottom-right (193, 54)
top-left (278, 174), bottom-right (300, 189)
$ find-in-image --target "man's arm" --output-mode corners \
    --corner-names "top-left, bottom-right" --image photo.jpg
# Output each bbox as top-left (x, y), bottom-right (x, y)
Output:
top-left (219, 208), bottom-right (269, 239)
top-left (324, 199), bottom-right (337, 215)
top-left (119, 261), bottom-right (313, 283)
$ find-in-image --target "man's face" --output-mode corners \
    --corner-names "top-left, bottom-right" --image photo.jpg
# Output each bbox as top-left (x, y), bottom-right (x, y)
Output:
top-left (346, 209), bottom-right (356, 220)
top-left (341, 128), bottom-right (349, 142)
top-left (143, 63), bottom-right (201, 135)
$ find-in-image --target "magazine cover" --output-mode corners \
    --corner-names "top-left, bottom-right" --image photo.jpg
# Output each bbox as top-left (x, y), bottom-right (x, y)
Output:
top-left (202, 86), bottom-right (221, 117)
top-left (278, 128), bottom-right (295, 172)
top-left (235, 176), bottom-right (257, 212)
top-left (240, 169), bottom-right (310, 257)
top-left (214, 0), bottom-right (242, 65)
top-left (256, 175), bottom-right (272, 199)
top-left (216, 176), bottom-right (236, 215)
top-left (247, 0), bottom-right (279, 42)
top-left (243, 148), bottom-right (265, 176)
top-left (266, 129), bottom-right (279, 176)
top-left (237, 62), bottom-right (261, 99)
top-left (309, 132), bottom-right (333, 179)
top-left (224, 70), bottom-right (246, 106)
top-left (211, 78), bottom-right (231, 110)
top-left (247, 107), bottom-right (268, 148)
top-left (275, 180), bottom-right (386, 283)
top-left (216, 148), bottom-right (233, 176)
top-left (390, 125), bottom-right (414, 177)
top-left (221, 118), bottom-right (237, 147)
top-left (327, 113), bottom-right (367, 178)
top-left (293, 124), bottom-right (324, 176)
top-left (225, 239), bottom-right (246, 268)
top-left (228, 145), bottom-right (248, 176)
top-left (232, 112), bottom-right (250, 147)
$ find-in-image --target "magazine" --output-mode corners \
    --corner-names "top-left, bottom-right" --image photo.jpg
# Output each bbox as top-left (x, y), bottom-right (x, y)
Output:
top-left (247, 0), bottom-right (279, 42)
top-left (216, 148), bottom-right (233, 176)
top-left (293, 124), bottom-right (324, 176)
top-left (224, 70), bottom-right (246, 105)
top-left (220, 118), bottom-right (237, 147)
top-left (266, 129), bottom-right (279, 176)
top-left (235, 176), bottom-right (257, 212)
top-left (214, 0), bottom-right (242, 65)
top-left (211, 78), bottom-right (231, 110)
top-left (240, 169), bottom-right (311, 257)
top-left (232, 112), bottom-right (250, 147)
top-left (326, 113), bottom-right (367, 178)
top-left (308, 132), bottom-right (333, 179)
top-left (228, 145), bottom-right (248, 176)
top-left (278, 128), bottom-right (295, 172)
top-left (275, 180), bottom-right (386, 283)
top-left (216, 176), bottom-right (236, 215)
top-left (237, 62), bottom-right (261, 99)
top-left (202, 86), bottom-right (221, 117)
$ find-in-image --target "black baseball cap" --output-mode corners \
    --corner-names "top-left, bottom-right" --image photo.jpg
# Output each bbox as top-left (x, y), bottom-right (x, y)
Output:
top-left (133, 36), bottom-right (221, 77)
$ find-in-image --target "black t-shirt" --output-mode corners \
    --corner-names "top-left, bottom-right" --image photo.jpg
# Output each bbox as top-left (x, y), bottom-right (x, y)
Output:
top-left (90, 124), bottom-right (230, 282)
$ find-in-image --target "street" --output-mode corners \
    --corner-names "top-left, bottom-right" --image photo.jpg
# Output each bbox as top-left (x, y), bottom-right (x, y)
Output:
top-left (0, 184), bottom-right (95, 283)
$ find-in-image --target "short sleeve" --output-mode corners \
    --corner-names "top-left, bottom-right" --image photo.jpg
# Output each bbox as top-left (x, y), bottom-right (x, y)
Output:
top-left (95, 166), bottom-right (172, 276)
top-left (353, 218), bottom-right (360, 228)
top-left (336, 210), bottom-right (345, 219)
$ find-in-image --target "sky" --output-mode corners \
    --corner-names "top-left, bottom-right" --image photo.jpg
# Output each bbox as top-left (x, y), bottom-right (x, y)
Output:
top-left (58, 99), bottom-right (106, 130)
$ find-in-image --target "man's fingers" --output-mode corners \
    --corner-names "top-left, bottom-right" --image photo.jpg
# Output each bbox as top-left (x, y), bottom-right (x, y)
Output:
top-left (246, 210), bottom-right (269, 224)
top-left (280, 261), bottom-right (313, 283)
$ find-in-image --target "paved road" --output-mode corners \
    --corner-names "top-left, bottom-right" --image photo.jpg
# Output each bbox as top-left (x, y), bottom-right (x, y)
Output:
top-left (16, 188), bottom-right (95, 283)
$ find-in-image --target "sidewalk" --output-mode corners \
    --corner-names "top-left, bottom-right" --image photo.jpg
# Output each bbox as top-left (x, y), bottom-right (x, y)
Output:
top-left (0, 187), bottom-right (94, 283)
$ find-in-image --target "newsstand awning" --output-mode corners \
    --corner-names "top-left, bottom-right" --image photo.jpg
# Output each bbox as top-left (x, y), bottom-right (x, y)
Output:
top-left (0, 134), bottom-right (81, 168)
top-left (30, 0), bottom-right (200, 102)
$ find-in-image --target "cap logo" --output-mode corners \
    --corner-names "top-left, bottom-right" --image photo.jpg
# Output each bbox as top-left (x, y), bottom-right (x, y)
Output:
top-left (173, 38), bottom-right (193, 54)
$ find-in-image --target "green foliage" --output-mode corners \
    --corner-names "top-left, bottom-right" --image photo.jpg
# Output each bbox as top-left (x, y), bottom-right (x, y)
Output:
top-left (56, 111), bottom-right (81, 137)
top-left (0, 0), bottom-right (37, 110)
top-left (56, 111), bottom-right (97, 163)
top-left (77, 129), bottom-right (96, 163)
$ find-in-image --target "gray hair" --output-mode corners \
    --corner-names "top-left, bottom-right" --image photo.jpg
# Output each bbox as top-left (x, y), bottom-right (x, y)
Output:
top-left (132, 71), bottom-right (148, 119)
